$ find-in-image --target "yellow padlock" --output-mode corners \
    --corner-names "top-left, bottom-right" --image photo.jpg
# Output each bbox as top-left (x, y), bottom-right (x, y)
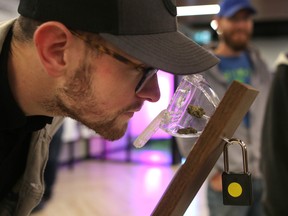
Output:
top-left (222, 138), bottom-right (253, 205)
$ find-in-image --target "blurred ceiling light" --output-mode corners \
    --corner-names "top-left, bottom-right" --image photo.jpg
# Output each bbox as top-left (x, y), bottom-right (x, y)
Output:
top-left (177, 4), bottom-right (220, 16)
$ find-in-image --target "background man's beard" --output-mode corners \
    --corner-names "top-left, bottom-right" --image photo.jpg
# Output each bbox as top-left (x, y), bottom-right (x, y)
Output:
top-left (222, 31), bottom-right (251, 52)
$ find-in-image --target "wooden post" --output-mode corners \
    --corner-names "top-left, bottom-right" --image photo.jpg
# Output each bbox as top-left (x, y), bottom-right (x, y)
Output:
top-left (151, 81), bottom-right (259, 216)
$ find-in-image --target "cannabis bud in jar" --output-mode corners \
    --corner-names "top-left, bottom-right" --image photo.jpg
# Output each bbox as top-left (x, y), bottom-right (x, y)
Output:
top-left (177, 127), bottom-right (198, 134)
top-left (176, 105), bottom-right (207, 135)
top-left (187, 105), bottom-right (205, 118)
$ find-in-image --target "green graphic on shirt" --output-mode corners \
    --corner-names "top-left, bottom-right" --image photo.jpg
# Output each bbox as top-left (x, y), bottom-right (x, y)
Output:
top-left (222, 68), bottom-right (251, 84)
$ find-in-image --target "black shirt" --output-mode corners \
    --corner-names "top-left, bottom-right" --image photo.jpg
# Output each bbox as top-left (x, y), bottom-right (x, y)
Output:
top-left (0, 28), bottom-right (52, 200)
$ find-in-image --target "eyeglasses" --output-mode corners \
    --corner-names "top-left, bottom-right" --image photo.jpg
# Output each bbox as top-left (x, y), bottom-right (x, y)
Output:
top-left (70, 31), bottom-right (158, 93)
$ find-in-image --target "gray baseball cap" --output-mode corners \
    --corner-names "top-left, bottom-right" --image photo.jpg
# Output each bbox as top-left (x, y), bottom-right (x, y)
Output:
top-left (18, 0), bottom-right (219, 74)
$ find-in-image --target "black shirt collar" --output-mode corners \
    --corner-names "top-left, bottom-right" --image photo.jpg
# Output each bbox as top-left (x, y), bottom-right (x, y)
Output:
top-left (0, 28), bottom-right (52, 131)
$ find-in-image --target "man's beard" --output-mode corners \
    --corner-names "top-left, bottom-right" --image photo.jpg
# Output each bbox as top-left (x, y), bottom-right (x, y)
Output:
top-left (221, 30), bottom-right (251, 52)
top-left (54, 99), bottom-right (129, 141)
top-left (40, 61), bottom-right (129, 141)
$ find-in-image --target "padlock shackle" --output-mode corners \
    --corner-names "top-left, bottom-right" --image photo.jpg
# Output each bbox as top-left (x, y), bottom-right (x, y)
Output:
top-left (223, 138), bottom-right (249, 173)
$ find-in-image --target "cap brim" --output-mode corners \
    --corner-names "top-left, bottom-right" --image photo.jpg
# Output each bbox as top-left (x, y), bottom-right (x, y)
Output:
top-left (100, 31), bottom-right (219, 75)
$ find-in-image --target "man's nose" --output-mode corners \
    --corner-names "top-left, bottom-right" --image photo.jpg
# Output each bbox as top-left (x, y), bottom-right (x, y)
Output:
top-left (136, 74), bottom-right (161, 102)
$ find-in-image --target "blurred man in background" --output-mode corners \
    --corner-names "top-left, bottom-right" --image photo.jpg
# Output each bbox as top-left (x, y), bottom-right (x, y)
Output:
top-left (176, 0), bottom-right (271, 215)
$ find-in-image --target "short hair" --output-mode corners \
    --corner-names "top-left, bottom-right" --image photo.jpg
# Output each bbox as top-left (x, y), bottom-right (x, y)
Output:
top-left (13, 16), bottom-right (42, 43)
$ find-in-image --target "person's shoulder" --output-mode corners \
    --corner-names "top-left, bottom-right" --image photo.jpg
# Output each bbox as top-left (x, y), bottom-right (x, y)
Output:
top-left (0, 18), bottom-right (17, 28)
top-left (275, 52), bottom-right (288, 66)
top-left (246, 44), bottom-right (261, 55)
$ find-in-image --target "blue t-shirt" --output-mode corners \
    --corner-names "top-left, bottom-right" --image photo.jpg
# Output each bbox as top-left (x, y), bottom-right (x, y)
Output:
top-left (218, 52), bottom-right (252, 128)
top-left (218, 52), bottom-right (252, 84)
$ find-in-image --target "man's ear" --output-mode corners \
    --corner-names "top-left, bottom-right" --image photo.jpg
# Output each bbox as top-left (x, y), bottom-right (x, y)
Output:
top-left (34, 22), bottom-right (73, 77)
top-left (214, 17), bottom-right (222, 35)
